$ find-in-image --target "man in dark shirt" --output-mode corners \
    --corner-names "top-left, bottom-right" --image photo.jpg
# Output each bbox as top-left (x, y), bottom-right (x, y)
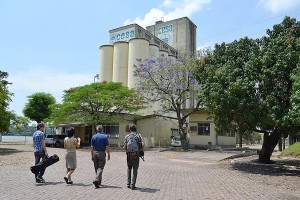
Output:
top-left (91, 125), bottom-right (110, 188)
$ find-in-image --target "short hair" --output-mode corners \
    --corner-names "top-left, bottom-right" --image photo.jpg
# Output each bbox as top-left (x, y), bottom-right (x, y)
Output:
top-left (37, 123), bottom-right (45, 130)
top-left (129, 124), bottom-right (137, 132)
top-left (67, 127), bottom-right (75, 137)
top-left (97, 125), bottom-right (103, 132)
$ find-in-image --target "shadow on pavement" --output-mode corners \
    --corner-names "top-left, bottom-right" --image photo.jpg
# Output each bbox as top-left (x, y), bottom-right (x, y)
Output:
top-left (230, 158), bottom-right (300, 177)
top-left (138, 187), bottom-right (160, 193)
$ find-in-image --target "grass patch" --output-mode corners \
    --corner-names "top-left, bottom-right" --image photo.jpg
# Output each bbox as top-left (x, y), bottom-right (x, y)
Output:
top-left (279, 142), bottom-right (300, 158)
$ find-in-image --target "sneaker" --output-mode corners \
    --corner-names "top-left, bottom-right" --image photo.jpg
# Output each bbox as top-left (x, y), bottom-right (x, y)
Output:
top-left (36, 176), bottom-right (45, 183)
top-left (93, 180), bottom-right (100, 188)
top-left (131, 185), bottom-right (136, 190)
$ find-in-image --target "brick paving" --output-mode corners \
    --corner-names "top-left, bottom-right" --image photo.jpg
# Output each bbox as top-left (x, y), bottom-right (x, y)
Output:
top-left (1, 145), bottom-right (300, 200)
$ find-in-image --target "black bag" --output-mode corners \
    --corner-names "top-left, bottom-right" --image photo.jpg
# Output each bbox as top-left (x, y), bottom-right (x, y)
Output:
top-left (138, 150), bottom-right (145, 161)
top-left (138, 135), bottom-right (145, 161)
top-left (30, 154), bottom-right (59, 175)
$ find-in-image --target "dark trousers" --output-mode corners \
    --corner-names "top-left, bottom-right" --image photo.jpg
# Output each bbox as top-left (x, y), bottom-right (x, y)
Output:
top-left (93, 151), bottom-right (106, 184)
top-left (34, 151), bottom-right (45, 178)
top-left (127, 153), bottom-right (139, 186)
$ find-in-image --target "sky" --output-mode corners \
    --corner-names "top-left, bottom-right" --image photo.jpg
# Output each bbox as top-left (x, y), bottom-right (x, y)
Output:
top-left (1, 0), bottom-right (300, 116)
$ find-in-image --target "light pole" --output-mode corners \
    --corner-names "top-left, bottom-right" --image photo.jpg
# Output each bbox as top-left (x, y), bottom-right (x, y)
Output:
top-left (94, 74), bottom-right (99, 83)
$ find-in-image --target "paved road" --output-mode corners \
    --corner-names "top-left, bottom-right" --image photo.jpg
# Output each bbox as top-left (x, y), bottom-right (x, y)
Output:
top-left (0, 146), bottom-right (300, 200)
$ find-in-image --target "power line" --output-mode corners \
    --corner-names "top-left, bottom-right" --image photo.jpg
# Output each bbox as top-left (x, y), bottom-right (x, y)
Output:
top-left (198, 9), bottom-right (300, 42)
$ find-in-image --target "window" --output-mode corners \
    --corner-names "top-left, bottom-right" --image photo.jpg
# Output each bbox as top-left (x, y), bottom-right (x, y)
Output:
top-left (198, 123), bottom-right (210, 135)
top-left (103, 124), bottom-right (119, 138)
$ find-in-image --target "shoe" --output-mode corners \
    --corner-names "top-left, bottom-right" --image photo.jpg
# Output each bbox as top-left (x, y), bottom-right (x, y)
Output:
top-left (64, 177), bottom-right (68, 184)
top-left (93, 180), bottom-right (100, 188)
top-left (127, 184), bottom-right (131, 188)
top-left (131, 185), bottom-right (136, 190)
top-left (36, 176), bottom-right (45, 183)
top-left (67, 181), bottom-right (73, 184)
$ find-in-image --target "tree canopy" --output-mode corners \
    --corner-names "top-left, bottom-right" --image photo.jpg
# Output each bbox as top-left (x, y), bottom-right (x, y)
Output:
top-left (47, 82), bottom-right (144, 128)
top-left (196, 16), bottom-right (300, 163)
top-left (23, 92), bottom-right (56, 123)
top-left (134, 54), bottom-right (201, 150)
top-left (0, 71), bottom-right (12, 133)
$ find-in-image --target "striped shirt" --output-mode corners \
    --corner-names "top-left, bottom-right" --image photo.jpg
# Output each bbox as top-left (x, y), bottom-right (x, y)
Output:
top-left (33, 130), bottom-right (45, 153)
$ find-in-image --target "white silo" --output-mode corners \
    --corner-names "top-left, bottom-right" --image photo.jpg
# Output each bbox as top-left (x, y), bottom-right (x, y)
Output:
top-left (99, 45), bottom-right (114, 82)
top-left (112, 41), bottom-right (129, 86)
top-left (128, 38), bottom-right (150, 88)
top-left (149, 44), bottom-right (159, 58)
top-left (159, 50), bottom-right (169, 58)
top-left (168, 54), bottom-right (177, 61)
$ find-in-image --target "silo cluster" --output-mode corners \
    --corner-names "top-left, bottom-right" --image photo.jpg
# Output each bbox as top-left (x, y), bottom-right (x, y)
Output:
top-left (99, 24), bottom-right (178, 89)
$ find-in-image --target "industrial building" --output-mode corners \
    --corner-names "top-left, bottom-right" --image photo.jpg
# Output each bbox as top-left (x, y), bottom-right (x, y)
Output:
top-left (57, 17), bottom-right (235, 148)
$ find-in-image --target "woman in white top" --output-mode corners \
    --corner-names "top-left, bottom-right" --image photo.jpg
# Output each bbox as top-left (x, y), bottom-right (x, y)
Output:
top-left (64, 127), bottom-right (80, 184)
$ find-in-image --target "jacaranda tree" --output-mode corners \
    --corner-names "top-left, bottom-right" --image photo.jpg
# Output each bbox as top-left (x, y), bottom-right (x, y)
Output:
top-left (134, 54), bottom-right (201, 150)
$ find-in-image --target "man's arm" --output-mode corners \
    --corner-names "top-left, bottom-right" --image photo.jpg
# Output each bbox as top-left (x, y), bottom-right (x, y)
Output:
top-left (41, 139), bottom-right (48, 157)
top-left (90, 145), bottom-right (94, 161)
top-left (106, 145), bottom-right (110, 161)
top-left (139, 134), bottom-right (144, 149)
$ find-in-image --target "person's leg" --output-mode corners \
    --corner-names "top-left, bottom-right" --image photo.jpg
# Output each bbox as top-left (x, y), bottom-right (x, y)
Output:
top-left (127, 162), bottom-right (132, 188)
top-left (38, 153), bottom-right (46, 177)
top-left (93, 152), bottom-right (100, 188)
top-left (131, 156), bottom-right (140, 189)
top-left (97, 152), bottom-right (106, 185)
top-left (34, 152), bottom-right (45, 182)
top-left (34, 153), bottom-right (40, 179)
top-left (67, 169), bottom-right (74, 183)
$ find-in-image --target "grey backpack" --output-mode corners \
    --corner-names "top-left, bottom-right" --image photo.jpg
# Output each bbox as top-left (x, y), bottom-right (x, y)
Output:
top-left (126, 133), bottom-right (139, 153)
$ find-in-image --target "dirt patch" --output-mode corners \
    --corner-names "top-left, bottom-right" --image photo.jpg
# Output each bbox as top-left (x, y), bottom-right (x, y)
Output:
top-left (218, 155), bottom-right (300, 192)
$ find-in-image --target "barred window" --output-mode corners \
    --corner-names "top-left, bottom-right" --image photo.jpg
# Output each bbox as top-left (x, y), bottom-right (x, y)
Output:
top-left (198, 123), bottom-right (210, 135)
top-left (103, 124), bottom-right (119, 138)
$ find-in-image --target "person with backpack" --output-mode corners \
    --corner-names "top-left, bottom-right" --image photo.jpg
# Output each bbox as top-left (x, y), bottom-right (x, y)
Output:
top-left (91, 125), bottom-right (110, 188)
top-left (123, 124), bottom-right (144, 190)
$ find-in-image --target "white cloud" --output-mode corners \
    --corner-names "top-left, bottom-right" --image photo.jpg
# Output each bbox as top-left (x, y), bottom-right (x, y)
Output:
top-left (123, 0), bottom-right (211, 27)
top-left (197, 43), bottom-right (212, 50)
top-left (259, 0), bottom-right (300, 13)
top-left (7, 67), bottom-right (94, 115)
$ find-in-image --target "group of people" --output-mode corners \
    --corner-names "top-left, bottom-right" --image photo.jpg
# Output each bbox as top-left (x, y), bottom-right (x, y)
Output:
top-left (32, 123), bottom-right (144, 190)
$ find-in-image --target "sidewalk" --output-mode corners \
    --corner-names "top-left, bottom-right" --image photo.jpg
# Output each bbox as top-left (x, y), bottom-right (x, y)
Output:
top-left (1, 144), bottom-right (300, 200)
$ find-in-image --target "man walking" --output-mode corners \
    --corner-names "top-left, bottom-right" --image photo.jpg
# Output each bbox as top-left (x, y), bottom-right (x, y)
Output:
top-left (124, 124), bottom-right (144, 190)
top-left (91, 125), bottom-right (110, 188)
top-left (33, 123), bottom-right (48, 183)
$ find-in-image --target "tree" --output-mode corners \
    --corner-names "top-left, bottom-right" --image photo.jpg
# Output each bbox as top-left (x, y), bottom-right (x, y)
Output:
top-left (47, 82), bottom-right (144, 130)
top-left (196, 37), bottom-right (260, 148)
top-left (134, 54), bottom-right (202, 150)
top-left (23, 92), bottom-right (56, 123)
top-left (0, 71), bottom-right (12, 133)
top-left (10, 112), bottom-right (30, 130)
top-left (196, 16), bottom-right (300, 163)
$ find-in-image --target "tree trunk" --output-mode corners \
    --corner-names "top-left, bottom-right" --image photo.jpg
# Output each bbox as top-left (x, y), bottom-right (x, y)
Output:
top-left (278, 134), bottom-right (282, 151)
top-left (258, 131), bottom-right (280, 163)
top-left (239, 133), bottom-right (243, 147)
top-left (181, 137), bottom-right (189, 150)
top-left (178, 121), bottom-right (189, 150)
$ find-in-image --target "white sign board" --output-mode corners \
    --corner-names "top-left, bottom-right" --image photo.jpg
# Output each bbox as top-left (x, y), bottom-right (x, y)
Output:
top-left (110, 27), bottom-right (135, 43)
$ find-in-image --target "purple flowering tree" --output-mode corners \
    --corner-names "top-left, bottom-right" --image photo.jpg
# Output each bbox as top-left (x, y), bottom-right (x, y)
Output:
top-left (134, 55), bottom-right (201, 150)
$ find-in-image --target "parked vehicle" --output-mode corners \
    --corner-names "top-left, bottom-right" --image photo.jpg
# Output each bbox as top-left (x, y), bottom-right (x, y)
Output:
top-left (171, 136), bottom-right (182, 147)
top-left (45, 134), bottom-right (67, 147)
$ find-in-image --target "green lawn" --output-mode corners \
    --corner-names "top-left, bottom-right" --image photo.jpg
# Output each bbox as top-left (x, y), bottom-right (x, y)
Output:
top-left (279, 142), bottom-right (300, 158)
